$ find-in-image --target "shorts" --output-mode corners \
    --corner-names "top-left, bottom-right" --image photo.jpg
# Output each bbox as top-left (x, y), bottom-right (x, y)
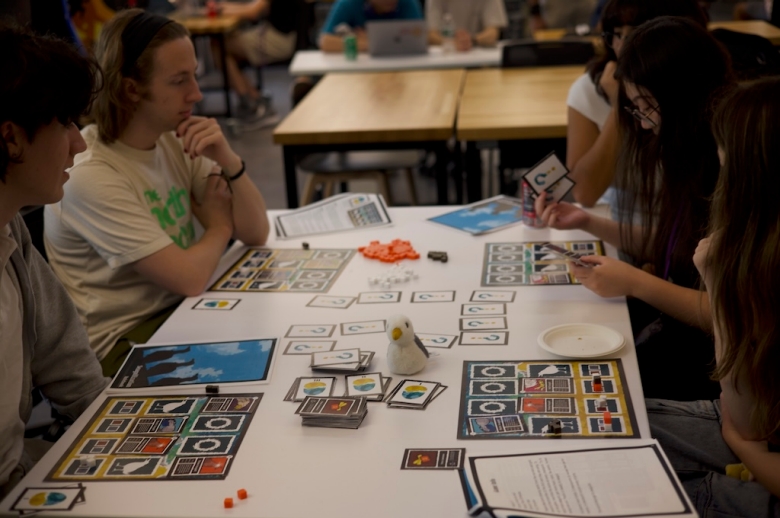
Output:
top-left (237, 22), bottom-right (296, 67)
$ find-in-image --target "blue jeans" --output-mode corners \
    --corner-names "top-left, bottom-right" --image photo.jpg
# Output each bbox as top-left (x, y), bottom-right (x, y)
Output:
top-left (647, 399), bottom-right (780, 518)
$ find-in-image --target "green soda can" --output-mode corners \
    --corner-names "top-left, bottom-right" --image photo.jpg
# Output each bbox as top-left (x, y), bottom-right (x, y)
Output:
top-left (344, 33), bottom-right (358, 61)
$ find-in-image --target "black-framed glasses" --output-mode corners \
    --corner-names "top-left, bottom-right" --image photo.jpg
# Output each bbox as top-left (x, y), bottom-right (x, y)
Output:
top-left (624, 104), bottom-right (659, 128)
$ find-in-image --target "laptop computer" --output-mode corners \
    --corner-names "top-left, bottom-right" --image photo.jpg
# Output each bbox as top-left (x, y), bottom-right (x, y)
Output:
top-left (366, 20), bottom-right (428, 57)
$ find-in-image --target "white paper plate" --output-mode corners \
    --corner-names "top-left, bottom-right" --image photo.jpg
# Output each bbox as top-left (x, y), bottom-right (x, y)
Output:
top-left (537, 323), bottom-right (625, 358)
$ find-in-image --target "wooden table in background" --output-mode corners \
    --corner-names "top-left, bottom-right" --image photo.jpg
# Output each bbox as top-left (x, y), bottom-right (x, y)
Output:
top-left (457, 66), bottom-right (584, 200)
top-left (273, 69), bottom-right (466, 208)
top-left (709, 19), bottom-right (780, 45)
top-left (175, 14), bottom-right (241, 118)
top-left (535, 20), bottom-right (780, 45)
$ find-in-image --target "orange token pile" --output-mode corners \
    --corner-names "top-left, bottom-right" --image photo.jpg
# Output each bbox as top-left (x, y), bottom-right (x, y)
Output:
top-left (358, 239), bottom-right (420, 262)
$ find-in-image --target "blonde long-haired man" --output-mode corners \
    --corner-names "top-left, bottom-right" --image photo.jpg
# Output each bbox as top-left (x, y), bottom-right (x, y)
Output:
top-left (44, 10), bottom-right (270, 376)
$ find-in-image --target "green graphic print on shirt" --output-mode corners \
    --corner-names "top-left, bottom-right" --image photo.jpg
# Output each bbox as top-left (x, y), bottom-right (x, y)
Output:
top-left (145, 186), bottom-right (194, 249)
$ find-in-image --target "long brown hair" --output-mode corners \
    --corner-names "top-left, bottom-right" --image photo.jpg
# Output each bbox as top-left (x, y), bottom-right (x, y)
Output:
top-left (88, 9), bottom-right (188, 143)
top-left (709, 77), bottom-right (780, 440)
top-left (614, 17), bottom-right (731, 287)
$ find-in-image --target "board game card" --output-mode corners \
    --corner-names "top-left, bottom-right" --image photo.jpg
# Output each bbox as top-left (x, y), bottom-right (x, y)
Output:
top-left (545, 176), bottom-right (576, 203)
top-left (459, 331), bottom-right (509, 346)
top-left (589, 416), bottom-right (625, 434)
top-left (539, 242), bottom-right (591, 268)
top-left (284, 340), bottom-right (336, 355)
top-left (296, 397), bottom-right (359, 416)
top-left (401, 448), bottom-right (465, 470)
top-left (528, 416), bottom-right (580, 435)
top-left (357, 291), bottom-right (401, 304)
top-left (285, 324), bottom-right (336, 338)
top-left (385, 380), bottom-right (440, 408)
top-left (192, 298), bottom-right (240, 311)
top-left (177, 436), bottom-right (236, 456)
top-left (104, 457), bottom-right (163, 476)
top-left (583, 379), bottom-right (617, 394)
top-left (11, 487), bottom-right (84, 512)
top-left (461, 303), bottom-right (506, 316)
top-left (527, 364), bottom-right (573, 378)
top-left (311, 349), bottom-right (361, 367)
top-left (459, 317), bottom-right (508, 331)
top-left (467, 399), bottom-right (518, 417)
top-left (416, 333), bottom-right (457, 349)
top-left (411, 291), bottom-right (456, 303)
top-left (520, 397), bottom-right (576, 414)
top-left (521, 377), bottom-right (574, 394)
top-left (468, 415), bottom-right (526, 436)
top-left (522, 152), bottom-right (569, 195)
top-left (468, 379), bottom-right (519, 396)
top-left (306, 295), bottom-right (356, 309)
top-left (169, 456), bottom-right (232, 478)
top-left (585, 398), bottom-right (620, 414)
top-left (470, 290), bottom-right (516, 302)
top-left (345, 373), bottom-right (385, 398)
top-left (340, 320), bottom-right (386, 336)
top-left (191, 415), bottom-right (247, 433)
top-left (287, 377), bottom-right (336, 402)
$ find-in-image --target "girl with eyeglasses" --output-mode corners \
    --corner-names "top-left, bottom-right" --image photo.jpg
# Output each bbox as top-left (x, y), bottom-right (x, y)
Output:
top-left (649, 77), bottom-right (780, 517)
top-left (566, 0), bottom-right (708, 209)
top-left (537, 17), bottom-right (732, 401)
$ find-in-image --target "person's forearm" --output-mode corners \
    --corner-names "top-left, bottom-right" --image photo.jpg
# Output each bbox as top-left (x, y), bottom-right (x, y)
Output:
top-left (728, 440), bottom-right (780, 498)
top-left (571, 108), bottom-right (619, 207)
top-left (629, 273), bottom-right (712, 331)
top-left (175, 226), bottom-right (232, 296)
top-left (475, 27), bottom-right (500, 46)
top-left (229, 174), bottom-right (269, 246)
top-left (319, 33), bottom-right (344, 53)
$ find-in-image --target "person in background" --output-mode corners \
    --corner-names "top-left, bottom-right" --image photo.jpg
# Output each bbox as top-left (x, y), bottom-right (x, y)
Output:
top-left (566, 0), bottom-right (708, 209)
top-left (649, 76), bottom-right (780, 518)
top-left (734, 0), bottom-right (773, 21)
top-left (0, 24), bottom-right (108, 499)
top-left (425, 0), bottom-right (507, 51)
top-left (319, 0), bottom-right (423, 53)
top-left (44, 10), bottom-right (270, 376)
top-left (527, 0), bottom-right (596, 33)
top-left (218, 0), bottom-right (302, 120)
top-left (536, 17), bottom-right (732, 402)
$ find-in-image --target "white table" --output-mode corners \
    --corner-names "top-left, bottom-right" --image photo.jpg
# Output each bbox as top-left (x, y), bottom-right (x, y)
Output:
top-left (1, 207), bottom-right (645, 518)
top-left (289, 45), bottom-right (501, 76)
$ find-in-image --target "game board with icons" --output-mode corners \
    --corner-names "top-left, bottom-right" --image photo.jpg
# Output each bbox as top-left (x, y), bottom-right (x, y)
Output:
top-left (210, 248), bottom-right (355, 293)
top-left (481, 241), bottom-right (604, 286)
top-left (46, 394), bottom-right (261, 482)
top-left (457, 360), bottom-right (638, 439)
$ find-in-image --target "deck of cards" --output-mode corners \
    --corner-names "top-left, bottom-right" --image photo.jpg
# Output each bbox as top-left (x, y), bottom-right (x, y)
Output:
top-left (295, 396), bottom-right (368, 429)
top-left (284, 377), bottom-right (337, 402)
top-left (384, 379), bottom-right (448, 410)
top-left (310, 349), bottom-right (375, 373)
top-left (344, 373), bottom-right (393, 402)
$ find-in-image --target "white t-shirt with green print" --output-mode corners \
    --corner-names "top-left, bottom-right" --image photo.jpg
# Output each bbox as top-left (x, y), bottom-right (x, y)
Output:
top-left (44, 124), bottom-right (213, 360)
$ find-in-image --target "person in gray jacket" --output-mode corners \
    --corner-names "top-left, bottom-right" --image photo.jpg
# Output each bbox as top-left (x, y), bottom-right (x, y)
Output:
top-left (0, 24), bottom-right (108, 499)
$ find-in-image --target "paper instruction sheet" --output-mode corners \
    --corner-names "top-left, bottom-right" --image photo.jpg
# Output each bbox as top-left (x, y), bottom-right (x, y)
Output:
top-left (275, 193), bottom-right (391, 238)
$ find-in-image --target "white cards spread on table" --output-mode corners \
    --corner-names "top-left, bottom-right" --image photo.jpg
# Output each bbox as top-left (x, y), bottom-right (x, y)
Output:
top-left (274, 193), bottom-right (392, 239)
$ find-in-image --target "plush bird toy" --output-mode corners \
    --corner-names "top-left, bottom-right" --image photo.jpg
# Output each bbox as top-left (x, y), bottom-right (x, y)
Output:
top-left (386, 314), bottom-right (429, 375)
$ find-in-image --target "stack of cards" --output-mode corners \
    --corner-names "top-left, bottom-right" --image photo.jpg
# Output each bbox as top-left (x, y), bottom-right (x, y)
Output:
top-left (344, 373), bottom-right (393, 402)
top-left (310, 349), bottom-right (375, 373)
top-left (384, 380), bottom-right (448, 410)
top-left (295, 396), bottom-right (368, 429)
top-left (522, 152), bottom-right (575, 204)
top-left (284, 377), bottom-right (337, 402)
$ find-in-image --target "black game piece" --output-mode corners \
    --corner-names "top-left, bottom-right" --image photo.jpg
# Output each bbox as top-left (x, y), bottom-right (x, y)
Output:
top-left (302, 242), bottom-right (310, 250)
top-left (206, 385), bottom-right (219, 394)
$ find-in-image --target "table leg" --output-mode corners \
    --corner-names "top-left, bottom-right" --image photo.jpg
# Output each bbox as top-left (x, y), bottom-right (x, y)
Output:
top-left (283, 146), bottom-right (299, 209)
top-left (434, 142), bottom-right (449, 205)
top-left (217, 33), bottom-right (232, 118)
top-left (465, 141), bottom-right (483, 202)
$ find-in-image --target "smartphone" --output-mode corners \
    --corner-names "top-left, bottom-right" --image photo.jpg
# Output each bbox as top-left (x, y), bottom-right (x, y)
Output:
top-left (538, 242), bottom-right (592, 268)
